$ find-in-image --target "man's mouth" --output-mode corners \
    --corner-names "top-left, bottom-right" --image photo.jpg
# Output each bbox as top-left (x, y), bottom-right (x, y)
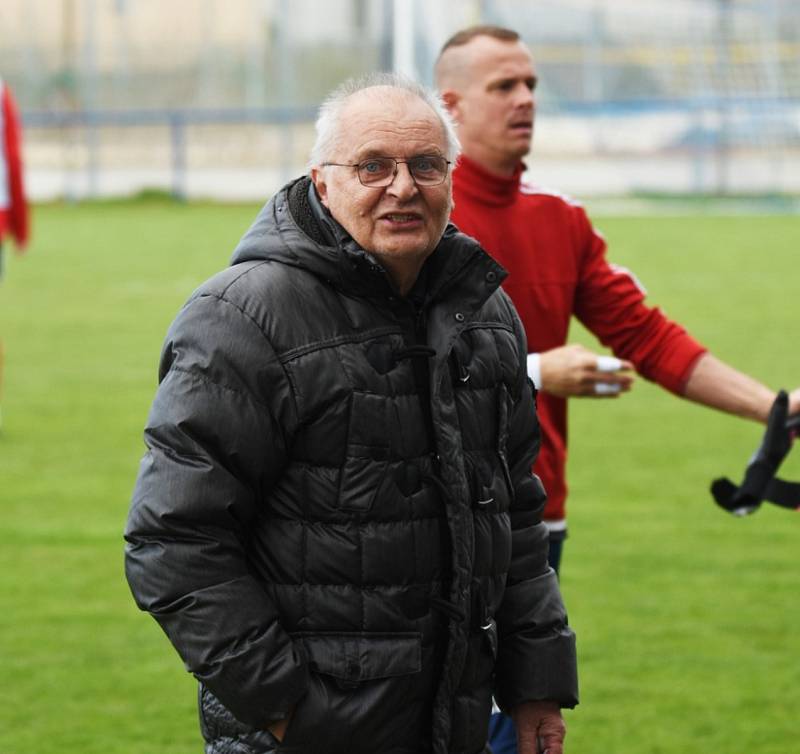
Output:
top-left (381, 213), bottom-right (422, 224)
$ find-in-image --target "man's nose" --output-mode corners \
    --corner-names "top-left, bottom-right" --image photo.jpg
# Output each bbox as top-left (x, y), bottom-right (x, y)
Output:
top-left (386, 162), bottom-right (418, 198)
top-left (516, 84), bottom-right (534, 108)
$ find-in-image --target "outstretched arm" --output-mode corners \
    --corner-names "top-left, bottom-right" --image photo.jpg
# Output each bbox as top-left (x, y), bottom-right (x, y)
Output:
top-left (682, 353), bottom-right (800, 422)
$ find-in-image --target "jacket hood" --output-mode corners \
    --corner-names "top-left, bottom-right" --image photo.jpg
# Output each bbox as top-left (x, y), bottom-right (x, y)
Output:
top-left (230, 176), bottom-right (507, 307)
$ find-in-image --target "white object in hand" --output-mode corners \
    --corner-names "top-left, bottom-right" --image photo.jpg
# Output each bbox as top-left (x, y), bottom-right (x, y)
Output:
top-left (595, 382), bottom-right (621, 395)
top-left (596, 355), bottom-right (623, 373)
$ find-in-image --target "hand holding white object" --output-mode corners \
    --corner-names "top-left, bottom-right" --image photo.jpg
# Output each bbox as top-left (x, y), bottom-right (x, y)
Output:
top-left (531, 344), bottom-right (634, 398)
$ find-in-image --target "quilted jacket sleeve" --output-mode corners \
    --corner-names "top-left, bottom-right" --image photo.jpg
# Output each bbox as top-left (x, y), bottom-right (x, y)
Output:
top-left (124, 286), bottom-right (310, 728)
top-left (493, 300), bottom-right (579, 710)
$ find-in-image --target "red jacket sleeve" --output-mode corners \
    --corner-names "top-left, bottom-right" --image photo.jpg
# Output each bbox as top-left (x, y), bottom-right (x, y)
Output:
top-left (572, 206), bottom-right (706, 394)
top-left (2, 84), bottom-right (29, 248)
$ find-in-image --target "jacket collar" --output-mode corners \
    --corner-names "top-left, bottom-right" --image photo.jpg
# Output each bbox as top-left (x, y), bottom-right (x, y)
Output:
top-left (230, 176), bottom-right (507, 315)
top-left (452, 154), bottom-right (525, 208)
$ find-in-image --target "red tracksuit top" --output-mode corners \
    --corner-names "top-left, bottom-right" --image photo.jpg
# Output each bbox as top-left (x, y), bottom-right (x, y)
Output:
top-left (0, 78), bottom-right (29, 249)
top-left (451, 154), bottom-right (706, 528)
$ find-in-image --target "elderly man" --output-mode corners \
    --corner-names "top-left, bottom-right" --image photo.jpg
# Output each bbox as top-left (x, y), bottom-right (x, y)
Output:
top-left (125, 73), bottom-right (578, 754)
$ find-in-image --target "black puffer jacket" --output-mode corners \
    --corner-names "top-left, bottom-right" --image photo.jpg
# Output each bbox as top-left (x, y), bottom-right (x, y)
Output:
top-left (125, 177), bottom-right (577, 754)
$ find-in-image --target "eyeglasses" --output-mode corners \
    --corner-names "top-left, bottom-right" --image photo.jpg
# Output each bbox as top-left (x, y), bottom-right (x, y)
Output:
top-left (321, 155), bottom-right (451, 188)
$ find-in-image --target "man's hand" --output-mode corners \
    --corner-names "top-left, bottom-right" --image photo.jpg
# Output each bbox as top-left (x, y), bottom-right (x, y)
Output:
top-left (512, 700), bottom-right (566, 754)
top-left (266, 706), bottom-right (294, 742)
top-left (539, 343), bottom-right (634, 398)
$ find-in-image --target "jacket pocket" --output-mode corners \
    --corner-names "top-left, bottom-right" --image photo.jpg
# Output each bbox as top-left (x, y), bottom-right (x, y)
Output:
top-left (279, 632), bottom-right (425, 753)
top-left (297, 631), bottom-right (421, 682)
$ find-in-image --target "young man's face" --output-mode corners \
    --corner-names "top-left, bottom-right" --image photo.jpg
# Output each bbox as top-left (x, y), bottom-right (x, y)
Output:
top-left (311, 89), bottom-right (453, 290)
top-left (443, 36), bottom-right (537, 175)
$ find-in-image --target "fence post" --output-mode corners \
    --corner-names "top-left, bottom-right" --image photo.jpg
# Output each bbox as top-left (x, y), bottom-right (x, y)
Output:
top-left (715, 0), bottom-right (733, 195)
top-left (170, 113), bottom-right (187, 201)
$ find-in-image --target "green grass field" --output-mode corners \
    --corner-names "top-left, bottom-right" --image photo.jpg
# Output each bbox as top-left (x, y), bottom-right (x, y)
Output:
top-left (1, 199), bottom-right (798, 753)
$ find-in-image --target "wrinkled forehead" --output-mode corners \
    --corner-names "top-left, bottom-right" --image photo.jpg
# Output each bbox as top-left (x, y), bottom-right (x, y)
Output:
top-left (334, 88), bottom-right (447, 159)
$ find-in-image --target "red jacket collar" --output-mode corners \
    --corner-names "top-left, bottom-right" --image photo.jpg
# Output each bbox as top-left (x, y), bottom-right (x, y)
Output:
top-left (452, 154), bottom-right (525, 208)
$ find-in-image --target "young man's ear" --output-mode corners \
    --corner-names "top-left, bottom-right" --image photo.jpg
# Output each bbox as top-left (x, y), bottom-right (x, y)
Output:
top-left (440, 90), bottom-right (461, 122)
top-left (310, 167), bottom-right (329, 208)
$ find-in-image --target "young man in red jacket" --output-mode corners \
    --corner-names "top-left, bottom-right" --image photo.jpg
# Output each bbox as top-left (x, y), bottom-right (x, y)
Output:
top-left (435, 25), bottom-right (800, 753)
top-left (0, 77), bottom-right (30, 429)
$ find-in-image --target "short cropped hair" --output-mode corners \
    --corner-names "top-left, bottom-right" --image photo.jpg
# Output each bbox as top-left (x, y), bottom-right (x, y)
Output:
top-left (434, 26), bottom-right (523, 90)
top-left (438, 25), bottom-right (520, 56)
top-left (308, 72), bottom-right (460, 170)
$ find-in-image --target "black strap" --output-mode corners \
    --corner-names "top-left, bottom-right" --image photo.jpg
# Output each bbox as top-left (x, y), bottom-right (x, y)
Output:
top-left (711, 390), bottom-right (800, 515)
top-left (764, 478), bottom-right (800, 510)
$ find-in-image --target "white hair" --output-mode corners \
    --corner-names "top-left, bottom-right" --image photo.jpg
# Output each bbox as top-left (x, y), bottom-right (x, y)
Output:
top-left (308, 72), bottom-right (461, 170)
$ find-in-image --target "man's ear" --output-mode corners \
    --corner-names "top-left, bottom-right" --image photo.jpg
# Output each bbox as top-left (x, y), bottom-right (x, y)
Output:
top-left (440, 90), bottom-right (461, 122)
top-left (310, 167), bottom-right (329, 208)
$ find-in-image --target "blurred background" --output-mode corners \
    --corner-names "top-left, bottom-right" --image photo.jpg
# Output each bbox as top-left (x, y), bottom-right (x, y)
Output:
top-left (2, 0), bottom-right (800, 202)
top-left (1, 3), bottom-right (799, 754)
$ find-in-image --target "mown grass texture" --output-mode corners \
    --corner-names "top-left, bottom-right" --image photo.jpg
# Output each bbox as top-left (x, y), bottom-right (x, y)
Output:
top-left (0, 199), bottom-right (798, 753)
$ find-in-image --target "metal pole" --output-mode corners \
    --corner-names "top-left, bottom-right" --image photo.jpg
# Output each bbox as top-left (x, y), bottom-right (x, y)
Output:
top-left (379, 0), bottom-right (393, 72)
top-left (715, 0), bottom-right (733, 195)
top-left (392, 0), bottom-right (416, 78)
top-left (246, 0), bottom-right (269, 108)
top-left (83, 0), bottom-right (99, 197)
top-left (61, 0), bottom-right (79, 202)
top-left (277, 0), bottom-right (294, 185)
top-left (585, 0), bottom-right (604, 104)
top-left (171, 114), bottom-right (187, 201)
top-left (763, 0), bottom-right (784, 192)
